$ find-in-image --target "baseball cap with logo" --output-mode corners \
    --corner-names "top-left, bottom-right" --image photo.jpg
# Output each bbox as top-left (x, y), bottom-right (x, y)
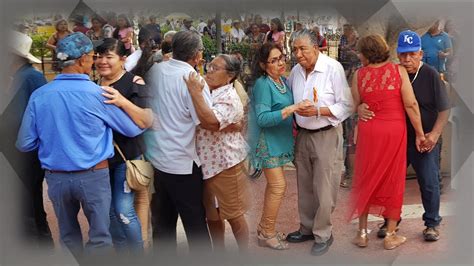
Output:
top-left (56, 32), bottom-right (93, 61)
top-left (397, 30), bottom-right (421, 53)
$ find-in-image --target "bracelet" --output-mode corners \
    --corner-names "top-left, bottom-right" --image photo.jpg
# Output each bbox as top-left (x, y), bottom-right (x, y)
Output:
top-left (317, 106), bottom-right (321, 119)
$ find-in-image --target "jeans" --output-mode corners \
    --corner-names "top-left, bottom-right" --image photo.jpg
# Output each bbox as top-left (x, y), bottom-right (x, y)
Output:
top-left (407, 142), bottom-right (442, 227)
top-left (109, 160), bottom-right (144, 254)
top-left (45, 168), bottom-right (112, 257)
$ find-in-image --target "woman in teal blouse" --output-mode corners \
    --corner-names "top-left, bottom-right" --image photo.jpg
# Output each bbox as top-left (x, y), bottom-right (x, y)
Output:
top-left (249, 42), bottom-right (310, 250)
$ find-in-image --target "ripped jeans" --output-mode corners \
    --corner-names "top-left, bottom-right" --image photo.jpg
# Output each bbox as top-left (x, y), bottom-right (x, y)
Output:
top-left (109, 158), bottom-right (144, 254)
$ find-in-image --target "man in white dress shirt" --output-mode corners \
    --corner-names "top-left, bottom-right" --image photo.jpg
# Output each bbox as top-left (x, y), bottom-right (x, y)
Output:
top-left (145, 30), bottom-right (212, 255)
top-left (285, 29), bottom-right (353, 256)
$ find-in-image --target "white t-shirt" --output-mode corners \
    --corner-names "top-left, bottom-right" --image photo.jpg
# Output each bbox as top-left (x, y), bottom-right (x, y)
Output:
top-left (230, 28), bottom-right (246, 42)
top-left (124, 49), bottom-right (142, 72)
top-left (197, 22), bottom-right (207, 34)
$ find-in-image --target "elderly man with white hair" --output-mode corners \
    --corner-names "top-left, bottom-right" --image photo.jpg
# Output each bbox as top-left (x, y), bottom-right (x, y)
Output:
top-left (285, 29), bottom-right (353, 256)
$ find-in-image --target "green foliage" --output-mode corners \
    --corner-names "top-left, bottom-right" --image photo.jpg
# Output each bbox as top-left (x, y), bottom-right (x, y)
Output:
top-left (202, 35), bottom-right (218, 61)
top-left (30, 34), bottom-right (51, 58)
top-left (226, 42), bottom-right (250, 60)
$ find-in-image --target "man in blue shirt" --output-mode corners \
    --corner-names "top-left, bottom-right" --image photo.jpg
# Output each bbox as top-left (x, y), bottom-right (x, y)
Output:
top-left (421, 20), bottom-right (453, 74)
top-left (16, 32), bottom-right (144, 259)
top-left (1, 31), bottom-right (53, 248)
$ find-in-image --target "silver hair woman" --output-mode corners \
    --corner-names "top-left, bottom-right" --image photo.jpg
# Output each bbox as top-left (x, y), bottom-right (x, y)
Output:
top-left (184, 54), bottom-right (251, 253)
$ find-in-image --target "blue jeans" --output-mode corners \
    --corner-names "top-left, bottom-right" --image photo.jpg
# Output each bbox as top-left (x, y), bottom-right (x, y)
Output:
top-left (45, 168), bottom-right (112, 257)
top-left (109, 160), bottom-right (144, 254)
top-left (407, 142), bottom-right (442, 227)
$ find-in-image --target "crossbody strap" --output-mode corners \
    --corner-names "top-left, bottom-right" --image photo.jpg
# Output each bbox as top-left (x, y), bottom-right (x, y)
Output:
top-left (113, 141), bottom-right (146, 161)
top-left (113, 142), bottom-right (127, 162)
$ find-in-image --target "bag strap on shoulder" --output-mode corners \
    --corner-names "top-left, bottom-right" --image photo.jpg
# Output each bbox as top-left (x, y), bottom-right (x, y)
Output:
top-left (113, 142), bottom-right (127, 162)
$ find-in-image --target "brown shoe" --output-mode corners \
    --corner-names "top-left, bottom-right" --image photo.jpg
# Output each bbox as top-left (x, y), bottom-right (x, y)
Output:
top-left (384, 231), bottom-right (406, 250)
top-left (423, 227), bottom-right (440, 241)
top-left (351, 229), bottom-right (368, 247)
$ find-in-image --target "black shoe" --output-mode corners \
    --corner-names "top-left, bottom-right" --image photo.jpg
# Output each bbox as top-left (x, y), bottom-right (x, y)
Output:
top-left (377, 218), bottom-right (402, 238)
top-left (310, 234), bottom-right (333, 256)
top-left (286, 231), bottom-right (315, 243)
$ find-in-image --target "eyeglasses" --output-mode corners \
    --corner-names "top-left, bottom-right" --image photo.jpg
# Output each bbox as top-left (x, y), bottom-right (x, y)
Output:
top-left (207, 63), bottom-right (226, 73)
top-left (267, 54), bottom-right (287, 65)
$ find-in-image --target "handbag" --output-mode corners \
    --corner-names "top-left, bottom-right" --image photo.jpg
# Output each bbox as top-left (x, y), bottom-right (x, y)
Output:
top-left (113, 142), bottom-right (153, 191)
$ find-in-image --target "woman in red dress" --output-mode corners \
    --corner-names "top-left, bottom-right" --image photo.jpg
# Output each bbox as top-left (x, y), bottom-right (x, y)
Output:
top-left (349, 35), bottom-right (425, 250)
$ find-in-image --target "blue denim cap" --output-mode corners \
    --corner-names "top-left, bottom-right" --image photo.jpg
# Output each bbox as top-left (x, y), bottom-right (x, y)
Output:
top-left (397, 30), bottom-right (421, 53)
top-left (56, 32), bottom-right (93, 61)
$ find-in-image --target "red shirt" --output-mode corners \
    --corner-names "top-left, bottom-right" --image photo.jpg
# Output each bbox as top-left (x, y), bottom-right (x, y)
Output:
top-left (73, 25), bottom-right (90, 34)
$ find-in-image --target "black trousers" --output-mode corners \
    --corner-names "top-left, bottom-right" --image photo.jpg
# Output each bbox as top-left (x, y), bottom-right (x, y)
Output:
top-left (19, 152), bottom-right (52, 244)
top-left (151, 163), bottom-right (211, 255)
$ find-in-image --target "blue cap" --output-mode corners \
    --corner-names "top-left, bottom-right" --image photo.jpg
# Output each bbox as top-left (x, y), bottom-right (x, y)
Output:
top-left (56, 32), bottom-right (93, 61)
top-left (397, 30), bottom-right (421, 53)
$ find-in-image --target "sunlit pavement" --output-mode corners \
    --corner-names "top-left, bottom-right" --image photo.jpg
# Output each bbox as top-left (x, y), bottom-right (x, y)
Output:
top-left (43, 168), bottom-right (454, 264)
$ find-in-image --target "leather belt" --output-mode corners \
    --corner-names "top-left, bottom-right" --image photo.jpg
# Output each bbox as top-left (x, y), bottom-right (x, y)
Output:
top-left (298, 124), bottom-right (333, 133)
top-left (47, 160), bottom-right (109, 174)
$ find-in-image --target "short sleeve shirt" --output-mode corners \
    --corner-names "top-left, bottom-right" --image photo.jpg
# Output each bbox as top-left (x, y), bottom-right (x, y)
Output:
top-left (144, 59), bottom-right (213, 175)
top-left (421, 31), bottom-right (453, 73)
top-left (196, 84), bottom-right (248, 179)
top-left (407, 63), bottom-right (451, 142)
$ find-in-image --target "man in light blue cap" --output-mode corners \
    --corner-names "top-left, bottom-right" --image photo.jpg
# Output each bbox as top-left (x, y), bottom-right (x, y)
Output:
top-left (16, 32), bottom-right (145, 259)
top-left (358, 30), bottom-right (451, 242)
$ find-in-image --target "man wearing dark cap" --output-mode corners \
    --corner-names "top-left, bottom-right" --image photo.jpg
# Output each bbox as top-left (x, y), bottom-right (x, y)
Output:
top-left (16, 32), bottom-right (144, 258)
top-left (358, 30), bottom-right (451, 242)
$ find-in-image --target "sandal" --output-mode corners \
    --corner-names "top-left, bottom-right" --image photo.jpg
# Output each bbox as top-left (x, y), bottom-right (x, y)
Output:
top-left (275, 231), bottom-right (287, 241)
top-left (257, 231), bottom-right (289, 250)
top-left (352, 229), bottom-right (368, 247)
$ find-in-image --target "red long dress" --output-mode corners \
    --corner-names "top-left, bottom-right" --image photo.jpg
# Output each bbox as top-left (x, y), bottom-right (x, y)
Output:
top-left (350, 62), bottom-right (407, 221)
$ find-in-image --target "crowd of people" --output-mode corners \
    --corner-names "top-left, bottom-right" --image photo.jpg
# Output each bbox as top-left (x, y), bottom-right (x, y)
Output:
top-left (6, 12), bottom-right (456, 262)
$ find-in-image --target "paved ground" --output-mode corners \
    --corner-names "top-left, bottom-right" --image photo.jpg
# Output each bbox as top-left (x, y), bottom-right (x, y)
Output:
top-left (43, 168), bottom-right (454, 264)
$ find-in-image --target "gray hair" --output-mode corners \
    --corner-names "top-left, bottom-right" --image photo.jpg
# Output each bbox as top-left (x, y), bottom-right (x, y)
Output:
top-left (59, 59), bottom-right (77, 69)
top-left (163, 30), bottom-right (177, 40)
top-left (172, 30), bottom-right (203, 62)
top-left (290, 29), bottom-right (319, 47)
top-left (217, 54), bottom-right (242, 83)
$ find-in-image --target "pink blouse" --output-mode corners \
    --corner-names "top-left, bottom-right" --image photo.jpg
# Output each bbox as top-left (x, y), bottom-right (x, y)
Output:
top-left (271, 31), bottom-right (285, 43)
top-left (118, 27), bottom-right (134, 52)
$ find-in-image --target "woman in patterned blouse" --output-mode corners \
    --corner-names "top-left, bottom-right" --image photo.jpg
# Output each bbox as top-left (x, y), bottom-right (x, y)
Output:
top-left (184, 54), bottom-right (250, 253)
